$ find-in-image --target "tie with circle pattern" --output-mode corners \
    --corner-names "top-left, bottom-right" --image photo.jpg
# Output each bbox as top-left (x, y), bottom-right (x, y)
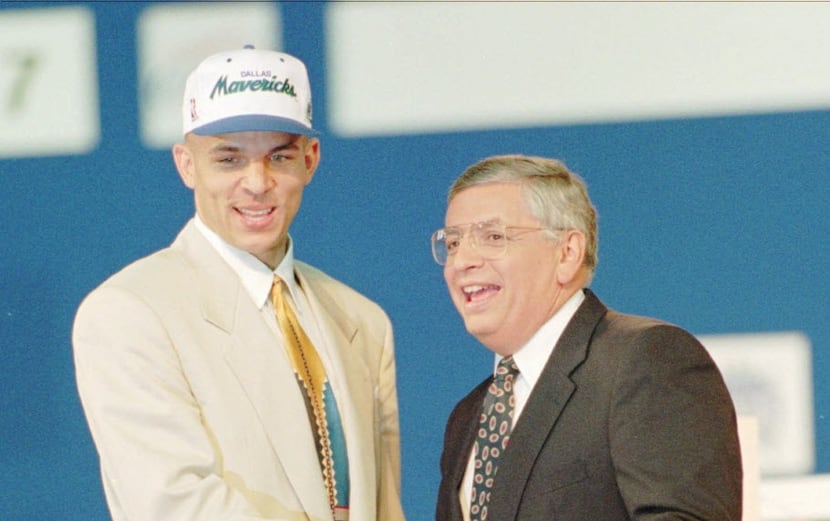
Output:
top-left (271, 276), bottom-right (349, 520)
top-left (470, 356), bottom-right (519, 521)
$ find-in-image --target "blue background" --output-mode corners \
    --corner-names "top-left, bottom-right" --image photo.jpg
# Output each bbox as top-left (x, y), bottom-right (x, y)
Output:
top-left (1, 2), bottom-right (828, 520)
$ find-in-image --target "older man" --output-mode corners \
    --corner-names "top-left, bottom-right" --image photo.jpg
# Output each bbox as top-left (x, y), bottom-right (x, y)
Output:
top-left (433, 154), bottom-right (741, 520)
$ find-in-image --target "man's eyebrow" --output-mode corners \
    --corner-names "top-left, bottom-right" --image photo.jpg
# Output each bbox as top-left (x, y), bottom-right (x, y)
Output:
top-left (268, 139), bottom-right (301, 154)
top-left (208, 144), bottom-right (241, 154)
top-left (207, 136), bottom-right (302, 155)
top-left (446, 219), bottom-right (502, 229)
top-left (444, 217), bottom-right (502, 231)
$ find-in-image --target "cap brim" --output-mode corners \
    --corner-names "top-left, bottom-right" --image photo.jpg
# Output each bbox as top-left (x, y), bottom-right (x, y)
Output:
top-left (190, 115), bottom-right (317, 136)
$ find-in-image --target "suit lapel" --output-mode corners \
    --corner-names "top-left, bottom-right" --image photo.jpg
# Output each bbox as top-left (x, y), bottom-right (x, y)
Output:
top-left (441, 380), bottom-right (489, 521)
top-left (489, 290), bottom-right (608, 519)
top-left (174, 223), bottom-right (331, 518)
top-left (448, 382), bottom-right (489, 489)
top-left (295, 265), bottom-right (377, 520)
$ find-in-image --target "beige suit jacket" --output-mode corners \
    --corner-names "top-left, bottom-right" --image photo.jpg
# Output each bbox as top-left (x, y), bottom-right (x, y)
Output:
top-left (73, 221), bottom-right (405, 521)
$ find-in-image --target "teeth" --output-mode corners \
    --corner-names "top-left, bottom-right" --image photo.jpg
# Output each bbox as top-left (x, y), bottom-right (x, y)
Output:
top-left (239, 208), bottom-right (271, 216)
top-left (463, 285), bottom-right (485, 294)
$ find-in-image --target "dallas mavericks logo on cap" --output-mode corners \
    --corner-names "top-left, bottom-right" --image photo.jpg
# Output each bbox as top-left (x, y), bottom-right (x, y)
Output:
top-left (182, 45), bottom-right (316, 136)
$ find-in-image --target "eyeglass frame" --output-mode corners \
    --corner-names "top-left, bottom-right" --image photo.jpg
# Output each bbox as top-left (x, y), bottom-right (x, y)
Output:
top-left (430, 219), bottom-right (563, 266)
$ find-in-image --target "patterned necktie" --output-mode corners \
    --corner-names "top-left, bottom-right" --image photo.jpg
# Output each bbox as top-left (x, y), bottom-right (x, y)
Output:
top-left (271, 276), bottom-right (349, 520)
top-left (470, 356), bottom-right (520, 521)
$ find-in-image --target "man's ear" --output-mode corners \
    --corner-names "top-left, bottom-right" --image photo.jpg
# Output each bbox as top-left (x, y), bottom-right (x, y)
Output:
top-left (172, 143), bottom-right (196, 189)
top-left (303, 137), bottom-right (321, 186)
top-left (556, 230), bottom-right (587, 285)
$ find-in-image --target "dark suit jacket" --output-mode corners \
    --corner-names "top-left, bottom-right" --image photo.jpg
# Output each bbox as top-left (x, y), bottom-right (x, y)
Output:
top-left (437, 290), bottom-right (742, 520)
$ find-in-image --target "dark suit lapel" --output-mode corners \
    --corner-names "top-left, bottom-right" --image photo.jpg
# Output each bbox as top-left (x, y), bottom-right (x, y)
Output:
top-left (488, 290), bottom-right (608, 519)
top-left (449, 382), bottom-right (489, 484)
top-left (438, 379), bottom-right (489, 521)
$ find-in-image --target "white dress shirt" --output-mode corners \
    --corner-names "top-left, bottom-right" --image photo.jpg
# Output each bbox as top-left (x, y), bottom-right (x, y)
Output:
top-left (459, 289), bottom-right (586, 520)
top-left (193, 215), bottom-right (345, 396)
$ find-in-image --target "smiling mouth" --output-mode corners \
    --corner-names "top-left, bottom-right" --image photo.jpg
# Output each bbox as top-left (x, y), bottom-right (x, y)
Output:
top-left (237, 207), bottom-right (274, 216)
top-left (235, 206), bottom-right (276, 225)
top-left (462, 284), bottom-right (500, 303)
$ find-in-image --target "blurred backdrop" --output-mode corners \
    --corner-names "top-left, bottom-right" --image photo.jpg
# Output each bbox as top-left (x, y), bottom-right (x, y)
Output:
top-left (1, 2), bottom-right (828, 520)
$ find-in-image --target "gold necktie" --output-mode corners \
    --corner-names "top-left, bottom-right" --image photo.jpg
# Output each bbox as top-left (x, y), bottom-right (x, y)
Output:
top-left (271, 276), bottom-right (338, 518)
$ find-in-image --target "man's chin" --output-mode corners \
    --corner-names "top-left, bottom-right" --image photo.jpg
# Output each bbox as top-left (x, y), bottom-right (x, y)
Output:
top-left (230, 238), bottom-right (282, 265)
top-left (464, 322), bottom-right (497, 344)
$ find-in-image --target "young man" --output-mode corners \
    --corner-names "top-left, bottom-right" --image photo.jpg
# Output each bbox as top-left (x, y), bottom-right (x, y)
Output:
top-left (73, 47), bottom-right (405, 521)
top-left (433, 154), bottom-right (741, 520)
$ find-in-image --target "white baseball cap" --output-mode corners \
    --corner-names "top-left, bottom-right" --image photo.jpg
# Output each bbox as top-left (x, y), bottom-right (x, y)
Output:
top-left (182, 45), bottom-right (315, 136)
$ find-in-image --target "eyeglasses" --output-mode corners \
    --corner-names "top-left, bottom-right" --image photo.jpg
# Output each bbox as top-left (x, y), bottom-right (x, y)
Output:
top-left (430, 220), bottom-right (556, 265)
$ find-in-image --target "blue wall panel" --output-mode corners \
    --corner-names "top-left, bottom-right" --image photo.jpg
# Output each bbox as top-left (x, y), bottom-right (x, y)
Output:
top-left (1, 3), bottom-right (828, 520)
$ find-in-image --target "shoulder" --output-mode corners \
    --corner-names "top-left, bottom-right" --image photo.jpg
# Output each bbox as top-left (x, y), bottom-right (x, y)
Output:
top-left (582, 291), bottom-right (693, 342)
top-left (72, 248), bottom-right (191, 347)
top-left (589, 309), bottom-right (716, 380)
top-left (578, 291), bottom-right (710, 367)
top-left (96, 247), bottom-right (192, 297)
top-left (75, 240), bottom-right (204, 330)
top-left (600, 308), bottom-right (699, 346)
top-left (83, 222), bottom-right (216, 302)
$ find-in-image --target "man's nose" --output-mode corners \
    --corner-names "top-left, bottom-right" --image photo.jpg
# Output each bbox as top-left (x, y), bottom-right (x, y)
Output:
top-left (241, 161), bottom-right (272, 194)
top-left (448, 234), bottom-right (484, 269)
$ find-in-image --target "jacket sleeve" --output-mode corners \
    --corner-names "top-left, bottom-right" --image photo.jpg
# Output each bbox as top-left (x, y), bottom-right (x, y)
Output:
top-left (610, 324), bottom-right (743, 520)
top-left (374, 310), bottom-right (407, 521)
top-left (73, 285), bottom-right (318, 521)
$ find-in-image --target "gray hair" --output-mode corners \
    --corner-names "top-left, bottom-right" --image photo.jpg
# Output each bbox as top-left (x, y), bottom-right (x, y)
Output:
top-left (448, 154), bottom-right (598, 278)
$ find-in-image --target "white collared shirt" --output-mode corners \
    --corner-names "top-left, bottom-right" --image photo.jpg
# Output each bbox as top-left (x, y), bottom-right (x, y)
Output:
top-left (459, 289), bottom-right (586, 520)
top-left (192, 215), bottom-right (340, 391)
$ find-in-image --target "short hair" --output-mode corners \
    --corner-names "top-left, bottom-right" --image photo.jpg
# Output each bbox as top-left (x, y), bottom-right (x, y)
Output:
top-left (448, 154), bottom-right (598, 280)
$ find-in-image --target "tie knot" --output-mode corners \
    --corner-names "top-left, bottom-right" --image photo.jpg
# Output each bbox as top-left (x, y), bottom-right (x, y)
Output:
top-left (271, 276), bottom-right (289, 310)
top-left (495, 356), bottom-right (519, 381)
top-left (273, 275), bottom-right (296, 296)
